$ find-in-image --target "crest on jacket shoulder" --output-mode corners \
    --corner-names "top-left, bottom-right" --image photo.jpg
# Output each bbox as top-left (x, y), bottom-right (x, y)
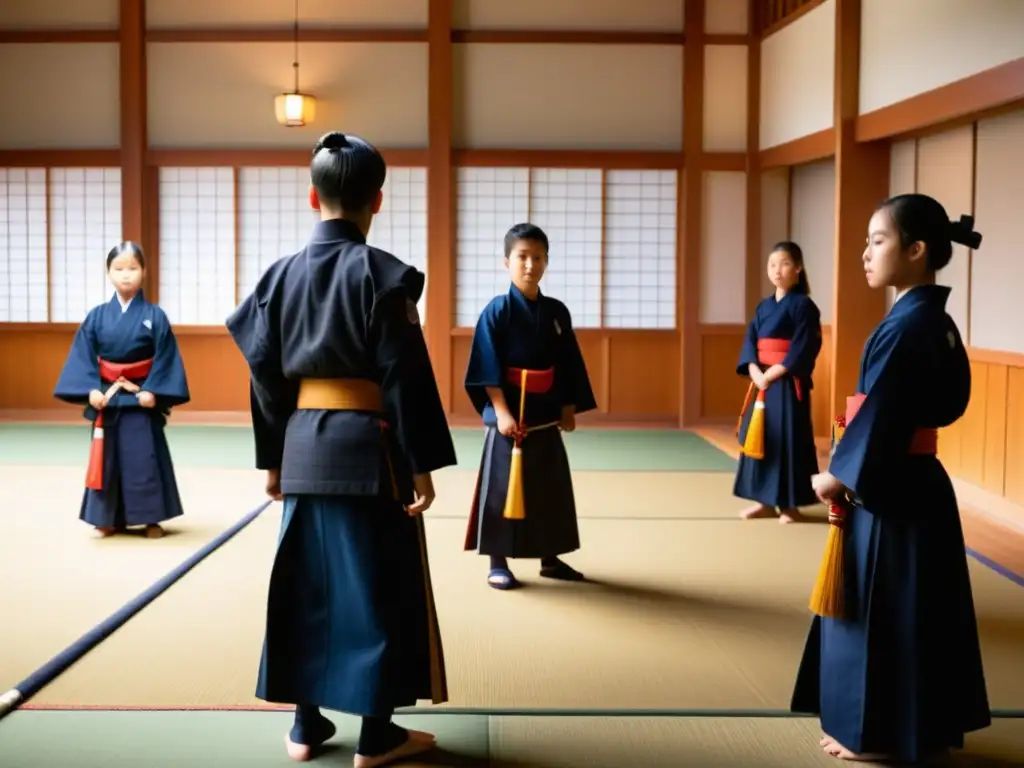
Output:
top-left (406, 298), bottom-right (420, 325)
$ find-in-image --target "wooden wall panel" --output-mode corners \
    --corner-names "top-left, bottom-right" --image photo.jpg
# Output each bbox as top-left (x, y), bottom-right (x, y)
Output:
top-left (938, 352), bottom-right (1024, 507)
top-left (447, 329), bottom-right (677, 423)
top-left (698, 326), bottom-right (749, 422)
top-left (606, 332), bottom-right (679, 418)
top-left (0, 327), bottom-right (248, 412)
top-left (1005, 365), bottom-right (1024, 507)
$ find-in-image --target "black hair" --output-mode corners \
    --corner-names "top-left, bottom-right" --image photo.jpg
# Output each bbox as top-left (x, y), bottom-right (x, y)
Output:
top-left (878, 193), bottom-right (982, 272)
top-left (310, 131), bottom-right (387, 212)
top-left (770, 240), bottom-right (810, 295)
top-left (106, 241), bottom-right (145, 270)
top-left (503, 222), bottom-right (549, 258)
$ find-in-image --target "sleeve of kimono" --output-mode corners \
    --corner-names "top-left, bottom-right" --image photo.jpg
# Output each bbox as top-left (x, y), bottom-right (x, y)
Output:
top-left (225, 291), bottom-right (297, 470)
top-left (556, 305), bottom-right (598, 414)
top-left (828, 323), bottom-right (917, 508)
top-left (736, 310), bottom-right (760, 375)
top-left (781, 297), bottom-right (823, 377)
top-left (463, 297), bottom-right (506, 416)
top-left (371, 288), bottom-right (457, 475)
top-left (141, 309), bottom-right (191, 408)
top-left (52, 308), bottom-right (101, 404)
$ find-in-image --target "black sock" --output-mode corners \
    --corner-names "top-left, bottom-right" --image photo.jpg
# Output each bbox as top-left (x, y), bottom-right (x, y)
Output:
top-left (357, 714), bottom-right (407, 756)
top-left (541, 556), bottom-right (562, 568)
top-left (489, 555), bottom-right (509, 571)
top-left (290, 704), bottom-right (335, 746)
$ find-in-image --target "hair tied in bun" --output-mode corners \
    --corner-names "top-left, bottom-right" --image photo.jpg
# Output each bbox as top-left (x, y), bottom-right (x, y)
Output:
top-left (950, 214), bottom-right (983, 250)
top-left (315, 131), bottom-right (350, 154)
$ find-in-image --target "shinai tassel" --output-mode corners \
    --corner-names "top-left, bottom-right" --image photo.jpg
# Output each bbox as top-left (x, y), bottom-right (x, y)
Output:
top-left (502, 368), bottom-right (529, 520)
top-left (808, 414), bottom-right (848, 620)
top-left (85, 412), bottom-right (105, 491)
top-left (740, 388), bottom-right (766, 459)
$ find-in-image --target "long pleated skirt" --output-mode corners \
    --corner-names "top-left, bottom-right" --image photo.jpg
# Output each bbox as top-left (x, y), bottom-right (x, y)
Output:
top-left (733, 377), bottom-right (819, 509)
top-left (256, 494), bottom-right (447, 718)
top-left (790, 465), bottom-right (991, 762)
top-left (464, 425), bottom-right (580, 559)
top-left (79, 408), bottom-right (184, 528)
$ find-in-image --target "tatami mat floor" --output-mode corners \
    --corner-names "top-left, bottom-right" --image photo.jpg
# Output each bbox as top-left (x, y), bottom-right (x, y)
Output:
top-left (3, 710), bottom-right (1022, 767)
top-left (2, 424), bottom-right (1022, 767)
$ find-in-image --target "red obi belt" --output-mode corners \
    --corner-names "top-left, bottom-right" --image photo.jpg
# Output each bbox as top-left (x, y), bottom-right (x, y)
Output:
top-left (757, 338), bottom-right (802, 401)
top-left (505, 366), bottom-right (555, 394)
top-left (85, 357), bottom-right (154, 491)
top-left (845, 393), bottom-right (937, 455)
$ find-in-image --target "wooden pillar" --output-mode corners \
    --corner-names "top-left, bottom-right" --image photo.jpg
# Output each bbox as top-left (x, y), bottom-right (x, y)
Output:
top-left (426, 0), bottom-right (454, 412)
top-left (830, 0), bottom-right (889, 418)
top-left (679, 0), bottom-right (705, 426)
top-left (119, 0), bottom-right (151, 294)
top-left (744, 2), bottom-right (763, 317)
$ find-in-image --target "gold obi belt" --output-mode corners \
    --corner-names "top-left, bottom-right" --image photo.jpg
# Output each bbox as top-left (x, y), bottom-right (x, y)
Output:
top-left (296, 378), bottom-right (383, 413)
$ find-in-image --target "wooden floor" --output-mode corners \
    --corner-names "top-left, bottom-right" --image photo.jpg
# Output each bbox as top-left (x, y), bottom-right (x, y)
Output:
top-left (696, 427), bottom-right (1024, 585)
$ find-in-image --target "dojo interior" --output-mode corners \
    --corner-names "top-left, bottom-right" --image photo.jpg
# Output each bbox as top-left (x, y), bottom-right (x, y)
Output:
top-left (1, 0), bottom-right (1024, 765)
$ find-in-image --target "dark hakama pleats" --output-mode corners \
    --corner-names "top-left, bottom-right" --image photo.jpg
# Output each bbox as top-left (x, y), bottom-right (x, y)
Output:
top-left (791, 465), bottom-right (991, 762)
top-left (465, 425), bottom-right (580, 559)
top-left (256, 494), bottom-right (447, 718)
top-left (79, 409), bottom-right (184, 528)
top-left (732, 377), bottom-right (818, 509)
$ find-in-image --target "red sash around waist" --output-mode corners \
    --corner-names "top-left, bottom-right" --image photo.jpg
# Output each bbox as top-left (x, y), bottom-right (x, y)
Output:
top-left (845, 393), bottom-right (937, 455)
top-left (505, 366), bottom-right (555, 394)
top-left (100, 358), bottom-right (153, 384)
top-left (85, 357), bottom-right (155, 491)
top-left (757, 338), bottom-right (802, 401)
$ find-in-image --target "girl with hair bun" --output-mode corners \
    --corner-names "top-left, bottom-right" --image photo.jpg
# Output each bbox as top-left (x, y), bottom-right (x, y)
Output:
top-left (791, 194), bottom-right (991, 762)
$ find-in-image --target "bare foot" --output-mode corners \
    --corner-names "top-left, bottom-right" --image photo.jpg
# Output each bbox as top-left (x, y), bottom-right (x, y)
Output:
top-left (779, 509), bottom-right (805, 524)
top-left (407, 729), bottom-right (436, 744)
top-left (740, 504), bottom-right (776, 520)
top-left (353, 735), bottom-right (434, 768)
top-left (95, 526), bottom-right (117, 537)
top-left (821, 736), bottom-right (889, 761)
top-left (145, 524), bottom-right (165, 539)
top-left (285, 734), bottom-right (314, 762)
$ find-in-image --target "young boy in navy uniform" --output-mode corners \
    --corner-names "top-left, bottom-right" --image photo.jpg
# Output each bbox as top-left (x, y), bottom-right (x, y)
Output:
top-left (227, 131), bottom-right (456, 767)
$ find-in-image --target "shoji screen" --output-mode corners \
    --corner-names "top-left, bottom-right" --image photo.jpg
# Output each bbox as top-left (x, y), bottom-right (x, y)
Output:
top-left (603, 170), bottom-right (677, 329)
top-left (236, 166), bottom-right (428, 322)
top-left (0, 168), bottom-right (48, 322)
top-left (49, 168), bottom-right (122, 322)
top-left (157, 167), bottom-right (235, 325)
top-left (454, 166), bottom-right (678, 330)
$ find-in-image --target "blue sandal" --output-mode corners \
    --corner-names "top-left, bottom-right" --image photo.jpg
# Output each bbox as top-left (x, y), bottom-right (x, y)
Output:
top-left (487, 568), bottom-right (520, 590)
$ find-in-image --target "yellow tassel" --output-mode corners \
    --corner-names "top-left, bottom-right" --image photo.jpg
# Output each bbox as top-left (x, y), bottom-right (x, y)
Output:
top-left (808, 413), bottom-right (850, 620)
top-left (503, 368), bottom-right (529, 520)
top-left (503, 445), bottom-right (526, 520)
top-left (808, 502), bottom-right (846, 619)
top-left (740, 389), bottom-right (765, 459)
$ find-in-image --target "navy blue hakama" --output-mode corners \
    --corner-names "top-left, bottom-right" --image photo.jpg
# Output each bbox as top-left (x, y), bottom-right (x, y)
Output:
top-left (733, 292), bottom-right (822, 509)
top-left (790, 285), bottom-right (991, 762)
top-left (80, 409), bottom-right (185, 528)
top-left (256, 494), bottom-right (447, 717)
top-left (466, 424), bottom-right (580, 559)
